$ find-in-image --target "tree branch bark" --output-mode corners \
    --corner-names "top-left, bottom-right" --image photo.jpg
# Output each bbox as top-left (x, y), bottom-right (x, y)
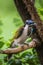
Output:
top-left (23, 0), bottom-right (43, 42)
top-left (14, 0), bottom-right (43, 42)
top-left (0, 39), bottom-right (38, 54)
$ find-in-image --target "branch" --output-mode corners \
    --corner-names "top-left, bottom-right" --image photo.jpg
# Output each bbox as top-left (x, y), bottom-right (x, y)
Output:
top-left (0, 39), bottom-right (39, 54)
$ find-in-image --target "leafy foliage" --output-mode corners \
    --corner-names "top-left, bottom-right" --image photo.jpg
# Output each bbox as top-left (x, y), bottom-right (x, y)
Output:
top-left (5, 49), bottom-right (40, 65)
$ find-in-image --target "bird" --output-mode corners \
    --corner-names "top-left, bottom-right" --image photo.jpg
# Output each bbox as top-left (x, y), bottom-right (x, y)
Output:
top-left (5, 19), bottom-right (37, 61)
top-left (11, 20), bottom-right (36, 47)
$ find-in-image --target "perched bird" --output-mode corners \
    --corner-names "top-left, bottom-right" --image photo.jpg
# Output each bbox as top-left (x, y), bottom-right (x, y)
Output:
top-left (11, 20), bottom-right (36, 47)
top-left (6, 20), bottom-right (37, 61)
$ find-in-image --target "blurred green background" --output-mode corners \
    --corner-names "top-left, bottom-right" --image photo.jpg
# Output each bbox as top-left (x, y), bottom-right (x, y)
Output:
top-left (0, 0), bottom-right (43, 65)
top-left (0, 0), bottom-right (23, 41)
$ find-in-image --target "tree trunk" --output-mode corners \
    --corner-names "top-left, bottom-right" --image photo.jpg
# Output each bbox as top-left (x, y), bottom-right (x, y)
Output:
top-left (14, 0), bottom-right (43, 65)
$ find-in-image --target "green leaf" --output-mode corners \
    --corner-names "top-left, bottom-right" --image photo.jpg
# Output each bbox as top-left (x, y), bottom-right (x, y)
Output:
top-left (0, 41), bottom-right (4, 48)
top-left (0, 60), bottom-right (3, 65)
